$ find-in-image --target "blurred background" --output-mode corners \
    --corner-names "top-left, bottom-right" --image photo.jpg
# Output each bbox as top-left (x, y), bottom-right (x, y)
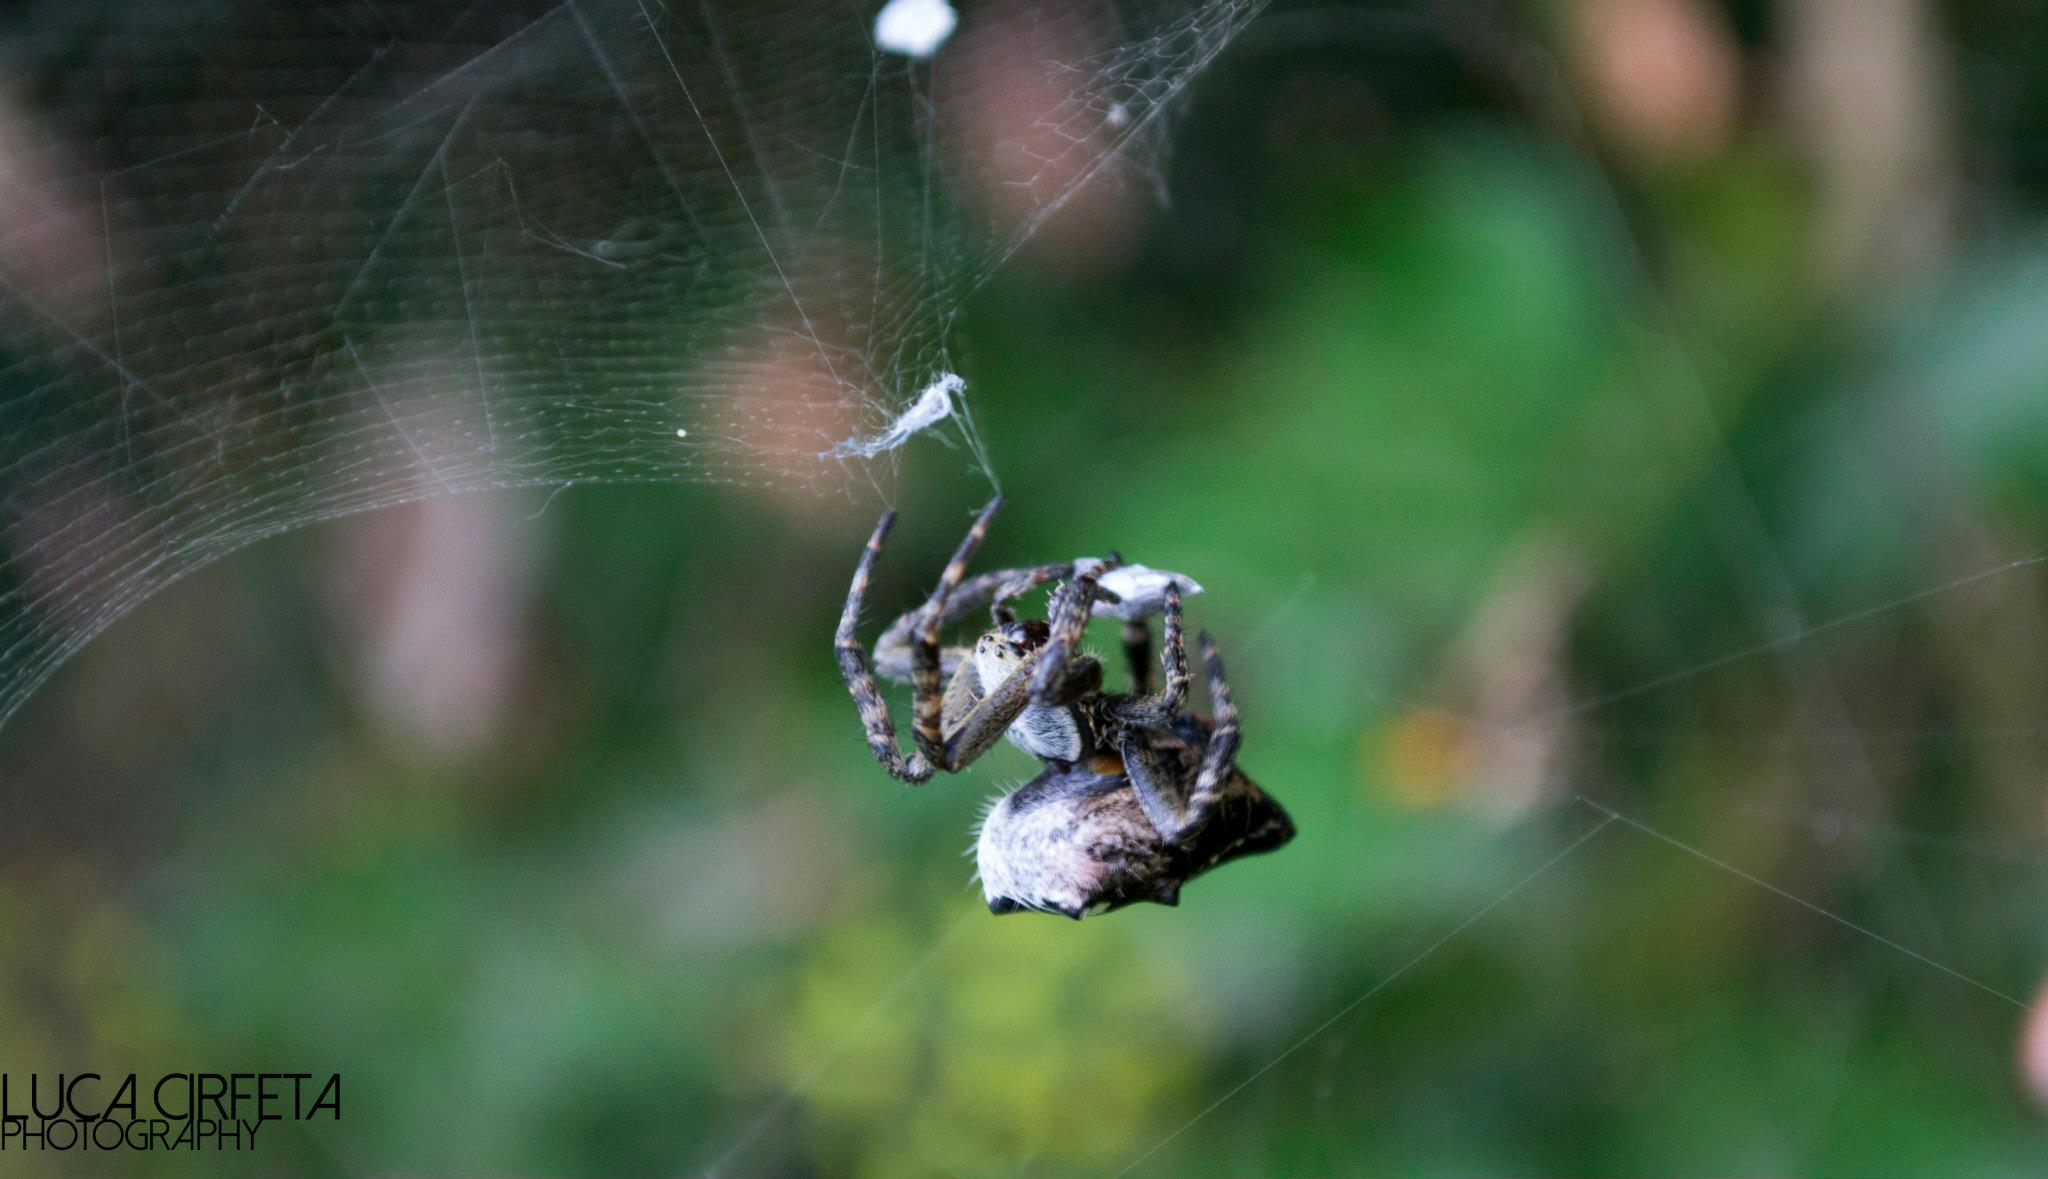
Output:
top-left (6, 0), bottom-right (2048, 1174)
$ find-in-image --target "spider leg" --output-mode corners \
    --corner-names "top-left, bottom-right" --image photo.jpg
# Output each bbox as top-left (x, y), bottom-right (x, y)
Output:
top-left (932, 651), bottom-right (1046, 770)
top-left (1029, 553), bottom-right (1123, 704)
top-left (909, 496), bottom-right (1005, 769)
top-left (835, 509), bottom-right (935, 783)
top-left (990, 564), bottom-right (1070, 625)
top-left (1038, 653), bottom-right (1104, 706)
top-left (940, 652), bottom-right (981, 729)
top-left (1106, 583), bottom-right (1189, 727)
top-left (1188, 631), bottom-right (1242, 818)
top-left (1117, 729), bottom-right (1194, 842)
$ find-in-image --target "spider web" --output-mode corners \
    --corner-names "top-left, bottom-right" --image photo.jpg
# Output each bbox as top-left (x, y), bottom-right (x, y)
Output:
top-left (0, 0), bottom-right (1257, 731)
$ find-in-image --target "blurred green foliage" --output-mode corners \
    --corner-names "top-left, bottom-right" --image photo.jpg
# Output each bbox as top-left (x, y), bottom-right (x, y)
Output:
top-left (10, 0), bottom-right (2048, 1175)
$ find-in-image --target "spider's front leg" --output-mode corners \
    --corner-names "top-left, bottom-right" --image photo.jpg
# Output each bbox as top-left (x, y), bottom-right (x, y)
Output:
top-left (907, 497), bottom-right (1006, 770)
top-left (835, 508), bottom-right (936, 784)
top-left (990, 564), bottom-right (1070, 626)
top-left (1028, 555), bottom-right (1123, 704)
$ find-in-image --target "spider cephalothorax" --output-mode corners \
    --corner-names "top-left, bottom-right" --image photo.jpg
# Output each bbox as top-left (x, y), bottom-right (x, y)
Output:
top-left (834, 496), bottom-right (1296, 918)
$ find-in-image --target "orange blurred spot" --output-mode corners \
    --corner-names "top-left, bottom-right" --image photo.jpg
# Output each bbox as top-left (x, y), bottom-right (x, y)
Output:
top-left (1374, 707), bottom-right (1478, 809)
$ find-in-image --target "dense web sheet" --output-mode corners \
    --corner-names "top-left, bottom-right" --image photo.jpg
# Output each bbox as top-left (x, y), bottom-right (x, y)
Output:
top-left (0, 0), bottom-right (1257, 729)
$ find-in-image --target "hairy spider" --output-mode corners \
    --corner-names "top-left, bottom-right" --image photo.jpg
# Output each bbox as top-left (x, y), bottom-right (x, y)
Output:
top-left (835, 496), bottom-right (1296, 918)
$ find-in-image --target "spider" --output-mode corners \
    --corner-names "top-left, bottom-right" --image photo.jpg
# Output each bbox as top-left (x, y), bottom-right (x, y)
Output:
top-left (834, 496), bottom-right (1296, 918)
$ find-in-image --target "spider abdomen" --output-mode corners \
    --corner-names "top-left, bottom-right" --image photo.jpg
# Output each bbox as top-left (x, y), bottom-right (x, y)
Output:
top-left (976, 728), bottom-right (1296, 919)
top-left (976, 764), bottom-right (1166, 918)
